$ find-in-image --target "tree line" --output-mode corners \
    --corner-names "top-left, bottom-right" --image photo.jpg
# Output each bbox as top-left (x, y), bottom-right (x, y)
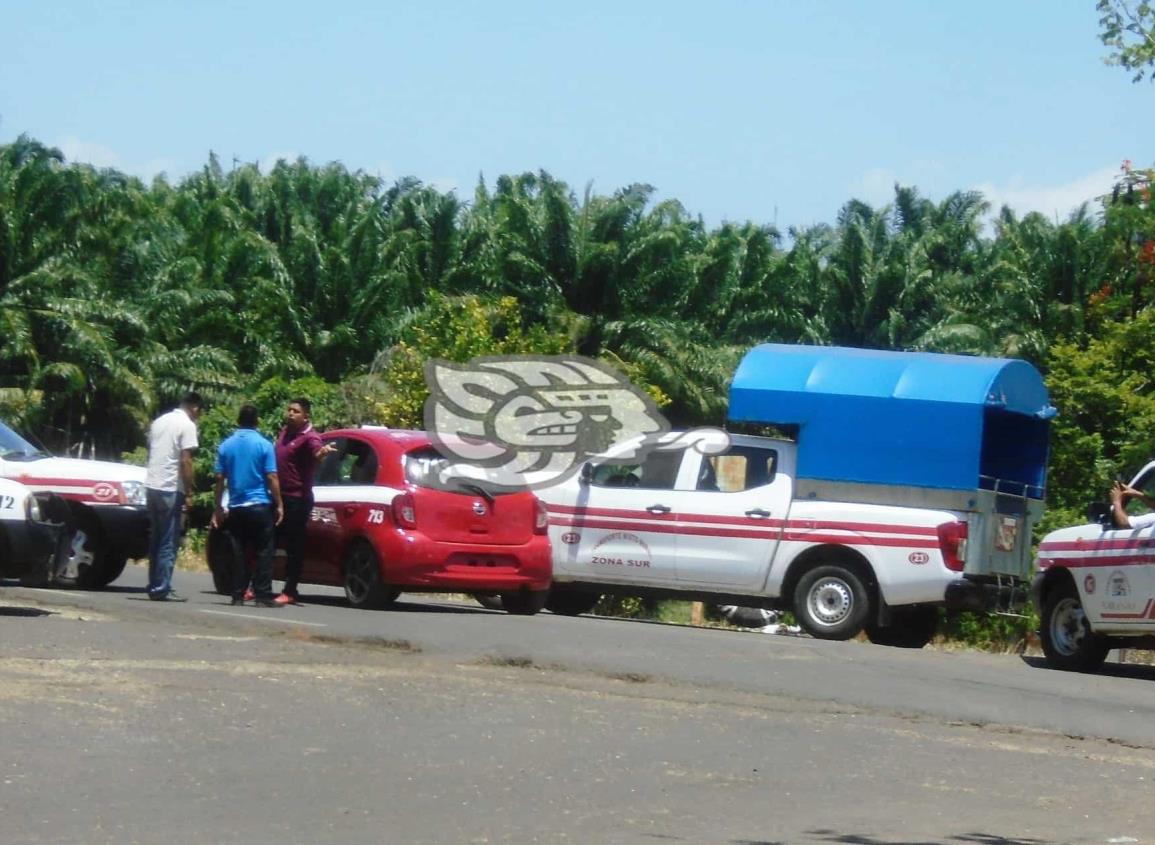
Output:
top-left (2, 134), bottom-right (1155, 530)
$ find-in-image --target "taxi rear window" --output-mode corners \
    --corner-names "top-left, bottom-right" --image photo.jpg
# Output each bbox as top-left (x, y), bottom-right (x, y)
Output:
top-left (403, 447), bottom-right (515, 495)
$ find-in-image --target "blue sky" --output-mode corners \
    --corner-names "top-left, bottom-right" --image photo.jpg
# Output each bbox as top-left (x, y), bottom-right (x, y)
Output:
top-left (2, 1), bottom-right (1149, 231)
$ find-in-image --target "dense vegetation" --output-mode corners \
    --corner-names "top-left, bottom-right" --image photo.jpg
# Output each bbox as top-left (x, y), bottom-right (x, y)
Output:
top-left (5, 134), bottom-right (1155, 542)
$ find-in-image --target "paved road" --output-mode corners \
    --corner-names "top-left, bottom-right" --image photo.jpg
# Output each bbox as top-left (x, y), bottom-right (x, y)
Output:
top-left (2, 564), bottom-right (1155, 844)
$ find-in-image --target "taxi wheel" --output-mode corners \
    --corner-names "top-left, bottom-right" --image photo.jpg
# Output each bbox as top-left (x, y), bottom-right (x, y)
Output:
top-left (500, 589), bottom-right (549, 616)
top-left (864, 606), bottom-right (938, 648)
top-left (793, 564), bottom-right (871, 640)
top-left (472, 593), bottom-right (504, 611)
top-left (343, 542), bottom-right (399, 610)
top-left (1040, 580), bottom-right (1110, 672)
top-left (206, 528), bottom-right (240, 595)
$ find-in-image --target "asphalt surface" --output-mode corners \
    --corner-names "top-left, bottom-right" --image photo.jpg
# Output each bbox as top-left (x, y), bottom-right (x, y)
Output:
top-left (2, 564), bottom-right (1155, 844)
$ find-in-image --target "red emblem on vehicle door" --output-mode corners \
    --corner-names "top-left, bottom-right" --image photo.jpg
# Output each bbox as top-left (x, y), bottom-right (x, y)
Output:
top-left (92, 482), bottom-right (117, 501)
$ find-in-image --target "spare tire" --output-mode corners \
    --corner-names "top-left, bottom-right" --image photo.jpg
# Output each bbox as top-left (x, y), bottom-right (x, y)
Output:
top-left (716, 604), bottom-right (779, 629)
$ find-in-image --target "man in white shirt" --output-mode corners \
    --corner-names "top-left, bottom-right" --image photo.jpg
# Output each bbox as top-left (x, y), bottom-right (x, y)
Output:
top-left (145, 392), bottom-right (202, 601)
top-left (1111, 479), bottom-right (1155, 529)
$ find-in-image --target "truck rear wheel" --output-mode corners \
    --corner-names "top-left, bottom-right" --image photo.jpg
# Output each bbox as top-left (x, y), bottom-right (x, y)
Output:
top-left (864, 606), bottom-right (938, 648)
top-left (1041, 579), bottom-right (1110, 673)
top-left (794, 564), bottom-right (871, 640)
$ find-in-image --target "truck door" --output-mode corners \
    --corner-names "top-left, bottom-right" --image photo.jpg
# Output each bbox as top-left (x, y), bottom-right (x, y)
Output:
top-left (547, 448), bottom-right (686, 586)
top-left (670, 439), bottom-right (792, 589)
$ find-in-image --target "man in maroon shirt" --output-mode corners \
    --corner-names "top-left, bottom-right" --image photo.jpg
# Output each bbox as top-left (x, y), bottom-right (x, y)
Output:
top-left (273, 398), bottom-right (334, 604)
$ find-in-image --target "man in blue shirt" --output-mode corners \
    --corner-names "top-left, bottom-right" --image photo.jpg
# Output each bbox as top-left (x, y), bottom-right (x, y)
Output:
top-left (211, 404), bottom-right (284, 607)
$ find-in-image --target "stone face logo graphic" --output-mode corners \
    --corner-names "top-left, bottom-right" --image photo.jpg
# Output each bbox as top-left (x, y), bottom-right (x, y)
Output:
top-left (424, 355), bottom-right (729, 489)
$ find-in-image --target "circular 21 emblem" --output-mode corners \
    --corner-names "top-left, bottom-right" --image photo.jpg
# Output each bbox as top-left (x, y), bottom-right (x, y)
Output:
top-left (908, 551), bottom-right (930, 565)
top-left (560, 532), bottom-right (581, 545)
top-left (92, 482), bottom-right (117, 501)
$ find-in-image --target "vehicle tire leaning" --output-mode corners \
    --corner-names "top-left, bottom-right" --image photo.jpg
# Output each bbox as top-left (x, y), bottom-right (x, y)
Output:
top-left (1040, 578), bottom-right (1110, 673)
top-left (545, 586), bottom-right (601, 617)
top-left (500, 589), bottom-right (549, 616)
top-left (864, 606), bottom-right (938, 648)
top-left (793, 563), bottom-right (872, 640)
top-left (716, 604), bottom-right (778, 629)
top-left (206, 528), bottom-right (240, 595)
top-left (343, 541), bottom-right (399, 609)
top-left (472, 593), bottom-right (505, 611)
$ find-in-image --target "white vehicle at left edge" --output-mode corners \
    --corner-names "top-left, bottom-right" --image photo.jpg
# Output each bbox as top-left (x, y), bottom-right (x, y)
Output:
top-left (0, 477), bottom-right (69, 584)
top-left (0, 420), bottom-right (149, 587)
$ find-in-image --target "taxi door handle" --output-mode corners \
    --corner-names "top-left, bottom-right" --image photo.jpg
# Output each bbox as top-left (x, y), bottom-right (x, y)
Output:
top-left (646, 504), bottom-right (671, 515)
top-left (745, 508), bottom-right (771, 518)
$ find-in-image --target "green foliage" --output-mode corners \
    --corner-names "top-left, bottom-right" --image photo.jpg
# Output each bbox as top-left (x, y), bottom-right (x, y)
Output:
top-left (939, 611), bottom-right (1038, 652)
top-left (1098, 0), bottom-right (1155, 83)
top-left (371, 293), bottom-right (572, 427)
top-left (1042, 307), bottom-right (1155, 525)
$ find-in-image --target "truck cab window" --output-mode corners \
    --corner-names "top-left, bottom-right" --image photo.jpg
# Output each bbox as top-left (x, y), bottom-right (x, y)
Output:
top-left (590, 449), bottom-right (683, 491)
top-left (699, 446), bottom-right (778, 492)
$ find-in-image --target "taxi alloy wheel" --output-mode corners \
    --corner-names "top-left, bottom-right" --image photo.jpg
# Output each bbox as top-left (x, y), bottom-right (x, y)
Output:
top-left (342, 542), bottom-right (399, 610)
top-left (1040, 580), bottom-right (1109, 673)
top-left (794, 564), bottom-right (871, 641)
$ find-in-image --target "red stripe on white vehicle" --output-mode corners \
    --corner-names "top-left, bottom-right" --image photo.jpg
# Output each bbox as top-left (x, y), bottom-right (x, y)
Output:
top-left (550, 516), bottom-right (934, 549)
top-left (547, 505), bottom-right (940, 537)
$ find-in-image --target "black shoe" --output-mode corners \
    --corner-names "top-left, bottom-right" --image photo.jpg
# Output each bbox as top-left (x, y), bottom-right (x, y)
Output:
top-left (230, 596), bottom-right (245, 606)
top-left (253, 597), bottom-right (282, 608)
top-left (149, 592), bottom-right (188, 603)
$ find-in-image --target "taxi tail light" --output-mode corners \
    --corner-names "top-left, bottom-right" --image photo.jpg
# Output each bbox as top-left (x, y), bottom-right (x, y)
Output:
top-left (937, 520), bottom-right (968, 572)
top-left (392, 493), bottom-right (417, 529)
top-left (534, 499), bottom-right (549, 535)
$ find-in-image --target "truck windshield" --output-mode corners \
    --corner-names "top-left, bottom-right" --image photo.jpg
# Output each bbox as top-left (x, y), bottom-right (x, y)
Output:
top-left (0, 421), bottom-right (48, 460)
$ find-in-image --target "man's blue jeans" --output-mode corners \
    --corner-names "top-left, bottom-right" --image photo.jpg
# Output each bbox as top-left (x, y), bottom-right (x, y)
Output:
top-left (147, 488), bottom-right (184, 597)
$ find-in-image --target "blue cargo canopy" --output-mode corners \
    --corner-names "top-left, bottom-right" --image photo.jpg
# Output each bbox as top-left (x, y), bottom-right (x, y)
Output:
top-left (729, 344), bottom-right (1054, 496)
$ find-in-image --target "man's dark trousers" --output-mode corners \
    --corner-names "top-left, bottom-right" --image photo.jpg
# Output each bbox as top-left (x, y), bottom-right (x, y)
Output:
top-left (279, 495), bottom-right (311, 598)
top-left (227, 504), bottom-right (276, 600)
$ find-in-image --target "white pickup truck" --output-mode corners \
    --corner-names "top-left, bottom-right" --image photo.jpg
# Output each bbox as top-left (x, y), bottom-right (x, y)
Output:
top-left (537, 344), bottom-right (1054, 648)
top-left (1033, 461), bottom-right (1155, 672)
top-left (0, 419), bottom-right (149, 587)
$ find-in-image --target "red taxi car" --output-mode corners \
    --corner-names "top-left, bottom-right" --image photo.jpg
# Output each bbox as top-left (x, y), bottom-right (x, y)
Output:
top-left (208, 428), bottom-right (552, 614)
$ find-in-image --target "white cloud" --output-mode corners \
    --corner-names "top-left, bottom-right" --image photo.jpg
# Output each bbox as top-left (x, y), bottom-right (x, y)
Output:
top-left (856, 167), bottom-right (900, 207)
top-left (973, 166), bottom-right (1120, 222)
top-left (258, 151), bottom-right (299, 173)
top-left (428, 175), bottom-right (459, 194)
top-left (55, 135), bottom-right (178, 181)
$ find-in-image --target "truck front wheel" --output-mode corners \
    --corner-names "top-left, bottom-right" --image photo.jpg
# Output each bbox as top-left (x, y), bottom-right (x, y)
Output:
top-left (1041, 580), bottom-right (1110, 673)
top-left (794, 564), bottom-right (871, 640)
